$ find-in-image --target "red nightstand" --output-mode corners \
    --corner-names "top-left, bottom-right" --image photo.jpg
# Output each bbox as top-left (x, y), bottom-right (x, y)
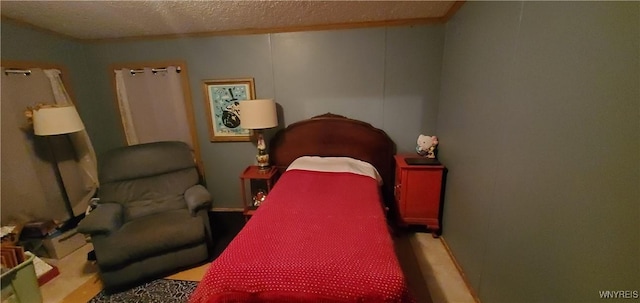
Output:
top-left (240, 166), bottom-right (279, 219)
top-left (394, 155), bottom-right (446, 237)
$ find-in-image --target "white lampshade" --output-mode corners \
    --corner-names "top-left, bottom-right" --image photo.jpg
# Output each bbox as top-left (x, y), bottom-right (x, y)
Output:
top-left (33, 105), bottom-right (85, 136)
top-left (239, 99), bottom-right (278, 129)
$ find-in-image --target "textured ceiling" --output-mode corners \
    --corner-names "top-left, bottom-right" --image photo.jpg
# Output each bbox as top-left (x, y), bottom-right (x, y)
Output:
top-left (0, 1), bottom-right (460, 40)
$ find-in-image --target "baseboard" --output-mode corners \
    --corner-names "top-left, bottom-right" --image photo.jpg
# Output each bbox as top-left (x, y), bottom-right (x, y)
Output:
top-left (439, 236), bottom-right (482, 303)
top-left (209, 207), bottom-right (243, 212)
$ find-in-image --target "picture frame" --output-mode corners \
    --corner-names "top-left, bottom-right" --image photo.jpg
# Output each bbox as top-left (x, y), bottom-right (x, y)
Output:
top-left (202, 78), bottom-right (256, 142)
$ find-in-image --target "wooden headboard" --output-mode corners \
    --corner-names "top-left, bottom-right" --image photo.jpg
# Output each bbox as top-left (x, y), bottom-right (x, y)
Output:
top-left (270, 113), bottom-right (397, 204)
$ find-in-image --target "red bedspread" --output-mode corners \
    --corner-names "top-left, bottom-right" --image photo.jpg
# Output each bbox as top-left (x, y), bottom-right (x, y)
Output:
top-left (190, 169), bottom-right (414, 303)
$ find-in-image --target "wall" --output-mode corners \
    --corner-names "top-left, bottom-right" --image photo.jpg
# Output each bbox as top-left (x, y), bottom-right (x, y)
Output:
top-left (2, 22), bottom-right (445, 209)
top-left (437, 2), bottom-right (639, 303)
top-left (80, 26), bottom-right (444, 208)
top-left (0, 21), bottom-right (104, 151)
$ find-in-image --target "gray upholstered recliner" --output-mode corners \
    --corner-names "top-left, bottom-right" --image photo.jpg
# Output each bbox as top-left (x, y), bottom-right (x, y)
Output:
top-left (78, 141), bottom-right (212, 290)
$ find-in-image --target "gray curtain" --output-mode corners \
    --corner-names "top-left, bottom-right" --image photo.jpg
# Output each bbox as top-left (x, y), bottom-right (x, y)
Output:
top-left (1, 67), bottom-right (90, 224)
top-left (114, 67), bottom-right (192, 146)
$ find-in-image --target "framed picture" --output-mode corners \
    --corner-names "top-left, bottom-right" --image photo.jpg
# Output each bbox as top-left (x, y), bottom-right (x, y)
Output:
top-left (202, 78), bottom-right (256, 142)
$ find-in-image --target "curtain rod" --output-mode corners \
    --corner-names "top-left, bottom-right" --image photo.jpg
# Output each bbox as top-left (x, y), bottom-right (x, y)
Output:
top-left (4, 69), bottom-right (32, 76)
top-left (129, 66), bottom-right (182, 75)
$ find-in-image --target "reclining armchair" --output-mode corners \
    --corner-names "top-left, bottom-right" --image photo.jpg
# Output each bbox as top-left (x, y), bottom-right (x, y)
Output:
top-left (78, 141), bottom-right (212, 290)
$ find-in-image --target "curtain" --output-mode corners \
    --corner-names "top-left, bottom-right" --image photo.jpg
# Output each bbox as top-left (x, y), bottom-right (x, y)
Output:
top-left (114, 70), bottom-right (139, 144)
top-left (1, 68), bottom-right (70, 222)
top-left (114, 66), bottom-right (192, 146)
top-left (43, 69), bottom-right (99, 216)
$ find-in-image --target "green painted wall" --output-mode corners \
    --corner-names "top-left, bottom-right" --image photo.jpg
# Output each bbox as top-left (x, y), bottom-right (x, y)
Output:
top-left (437, 2), bottom-right (639, 302)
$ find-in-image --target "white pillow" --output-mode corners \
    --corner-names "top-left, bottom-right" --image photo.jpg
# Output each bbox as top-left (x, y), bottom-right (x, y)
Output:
top-left (287, 156), bottom-right (383, 185)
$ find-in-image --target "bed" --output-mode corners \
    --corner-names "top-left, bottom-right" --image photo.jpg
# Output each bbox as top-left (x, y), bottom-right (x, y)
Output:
top-left (189, 113), bottom-right (413, 303)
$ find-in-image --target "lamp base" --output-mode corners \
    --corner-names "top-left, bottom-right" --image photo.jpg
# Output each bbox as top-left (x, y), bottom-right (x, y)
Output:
top-left (256, 151), bottom-right (270, 172)
top-left (254, 131), bottom-right (270, 172)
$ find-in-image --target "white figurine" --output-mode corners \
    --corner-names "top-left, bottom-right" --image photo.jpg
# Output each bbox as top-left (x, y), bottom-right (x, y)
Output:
top-left (416, 134), bottom-right (438, 158)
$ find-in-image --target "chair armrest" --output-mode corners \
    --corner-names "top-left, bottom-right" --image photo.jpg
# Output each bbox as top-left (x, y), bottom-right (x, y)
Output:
top-left (185, 185), bottom-right (212, 214)
top-left (77, 202), bottom-right (123, 236)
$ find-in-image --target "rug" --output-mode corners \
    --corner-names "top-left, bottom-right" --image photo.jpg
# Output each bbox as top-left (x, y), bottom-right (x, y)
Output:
top-left (88, 279), bottom-right (198, 303)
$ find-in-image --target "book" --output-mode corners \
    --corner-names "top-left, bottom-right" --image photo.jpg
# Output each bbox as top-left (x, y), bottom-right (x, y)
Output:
top-left (1, 245), bottom-right (24, 264)
top-left (32, 254), bottom-right (59, 286)
top-left (0, 245), bottom-right (22, 268)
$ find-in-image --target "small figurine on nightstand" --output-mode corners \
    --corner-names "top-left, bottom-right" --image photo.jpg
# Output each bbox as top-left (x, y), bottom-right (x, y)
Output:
top-left (416, 134), bottom-right (438, 159)
top-left (253, 190), bottom-right (267, 207)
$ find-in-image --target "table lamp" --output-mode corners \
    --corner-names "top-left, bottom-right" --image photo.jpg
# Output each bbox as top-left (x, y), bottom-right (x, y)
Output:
top-left (239, 99), bottom-right (278, 171)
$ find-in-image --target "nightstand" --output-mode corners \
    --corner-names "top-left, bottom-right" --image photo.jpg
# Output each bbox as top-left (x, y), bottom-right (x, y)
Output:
top-left (239, 166), bottom-right (279, 219)
top-left (394, 154), bottom-right (446, 237)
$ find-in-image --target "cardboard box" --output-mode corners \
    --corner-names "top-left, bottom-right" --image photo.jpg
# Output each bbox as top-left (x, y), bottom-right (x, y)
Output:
top-left (42, 228), bottom-right (86, 259)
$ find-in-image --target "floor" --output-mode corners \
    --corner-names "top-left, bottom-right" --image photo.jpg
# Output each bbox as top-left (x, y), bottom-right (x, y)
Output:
top-left (39, 243), bottom-right (98, 303)
top-left (39, 232), bottom-right (476, 303)
top-left (410, 234), bottom-right (477, 303)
